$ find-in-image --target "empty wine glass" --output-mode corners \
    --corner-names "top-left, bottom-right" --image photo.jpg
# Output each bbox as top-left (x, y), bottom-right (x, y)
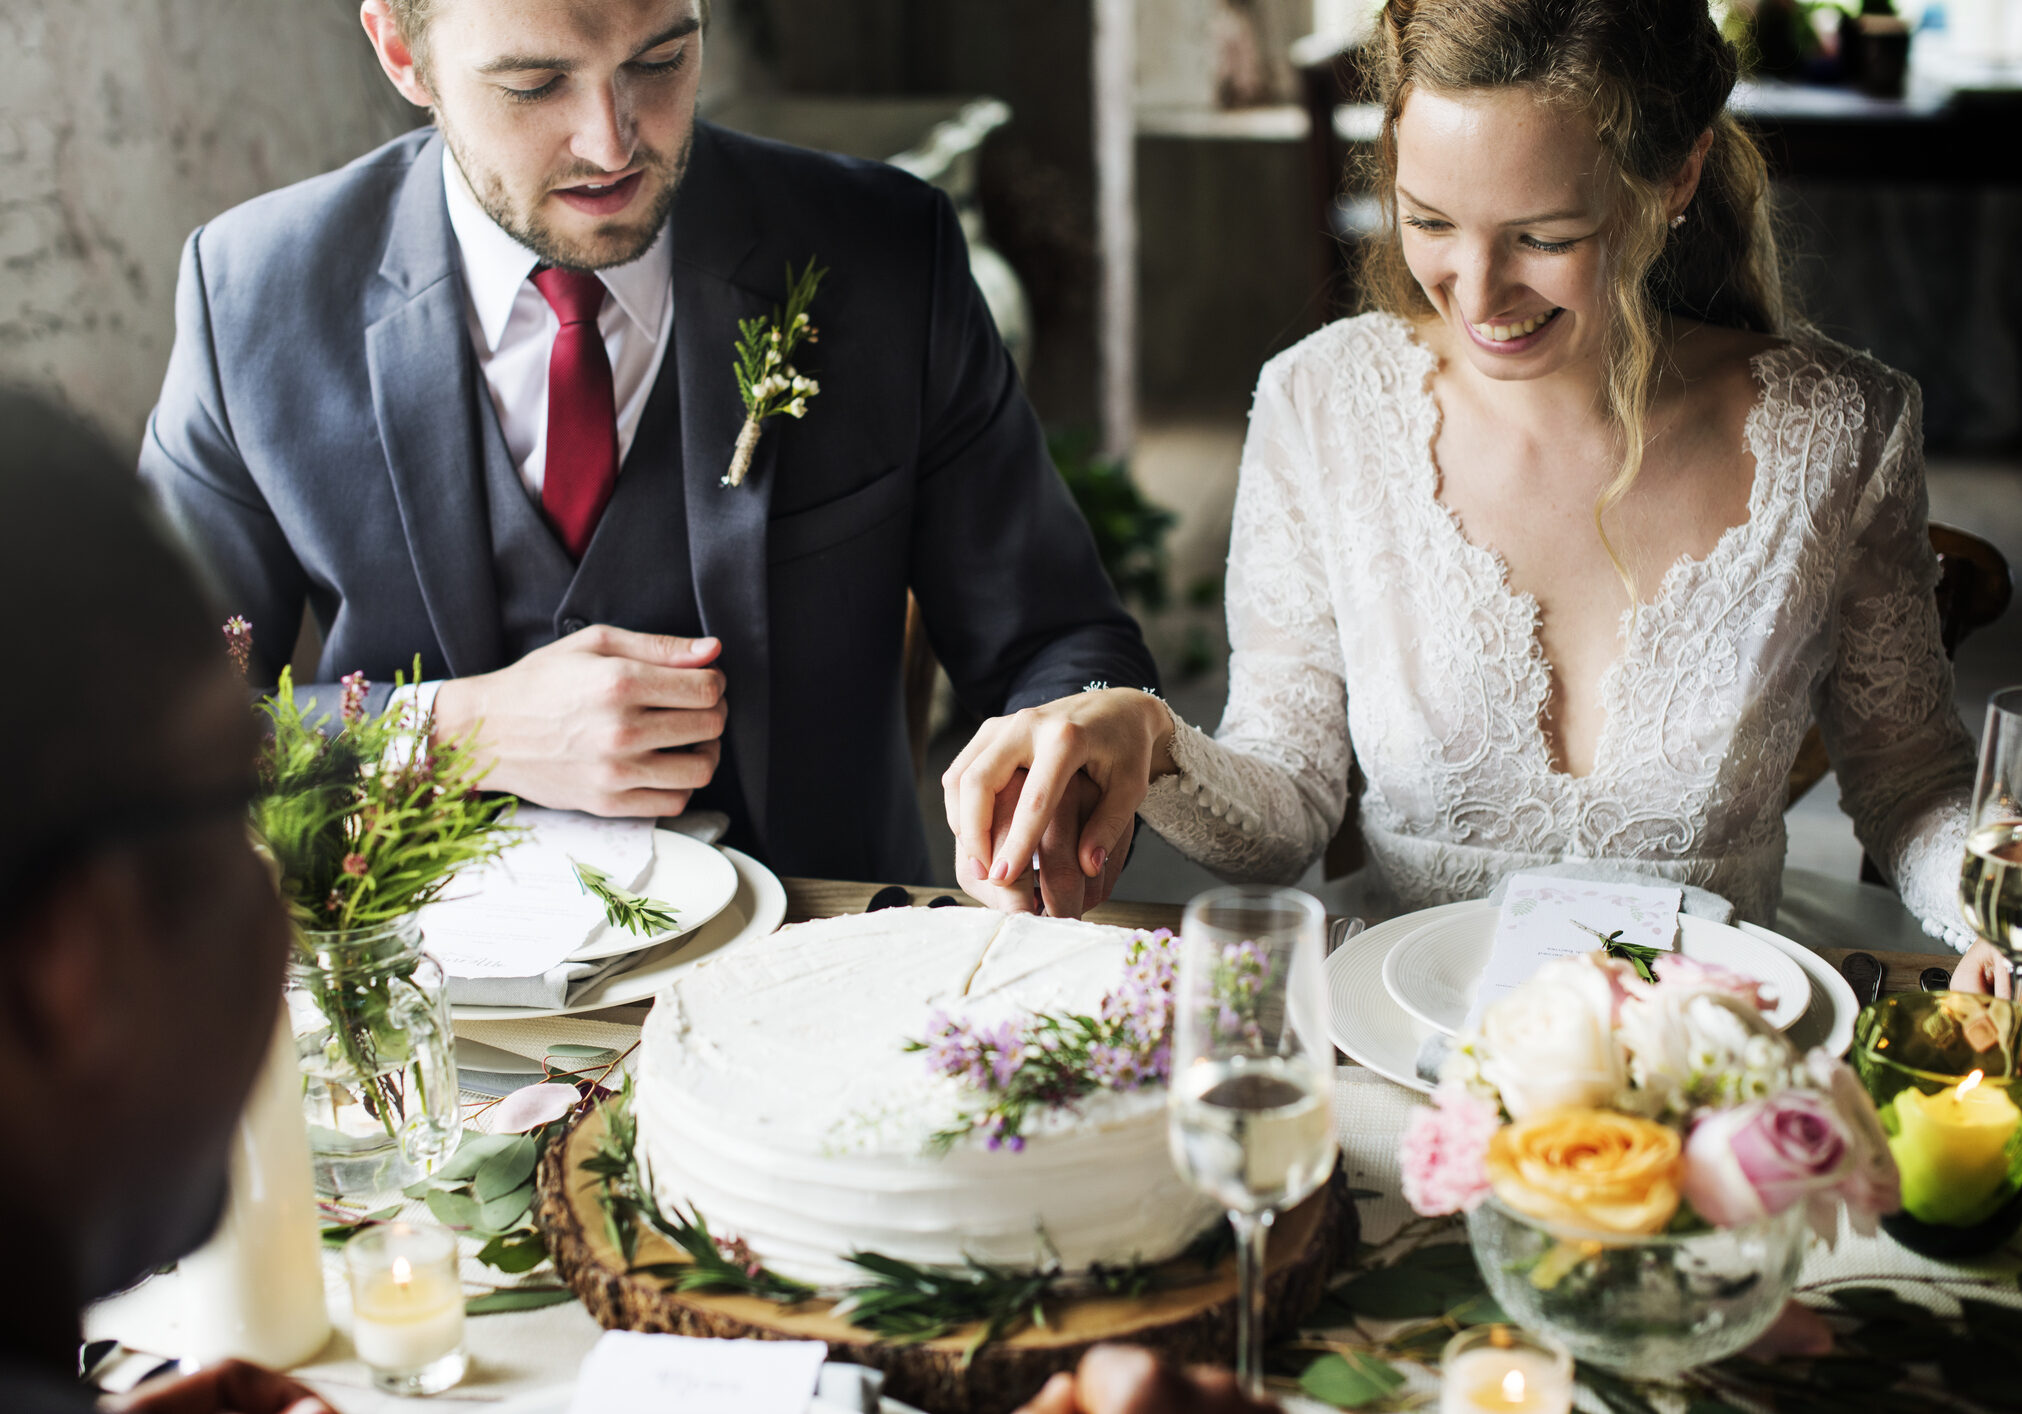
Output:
top-left (1964, 687), bottom-right (2022, 994)
top-left (1167, 886), bottom-right (1336, 1397)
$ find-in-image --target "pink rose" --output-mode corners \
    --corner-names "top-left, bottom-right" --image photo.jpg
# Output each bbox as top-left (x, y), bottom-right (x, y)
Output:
top-left (1804, 1051), bottom-right (1902, 1236)
top-left (1682, 1092), bottom-right (1855, 1231)
top-left (1401, 1085), bottom-right (1501, 1216)
top-left (1649, 954), bottom-right (1777, 1013)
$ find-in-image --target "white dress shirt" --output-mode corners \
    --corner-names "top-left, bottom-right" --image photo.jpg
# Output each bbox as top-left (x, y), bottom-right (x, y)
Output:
top-left (442, 148), bottom-right (675, 499)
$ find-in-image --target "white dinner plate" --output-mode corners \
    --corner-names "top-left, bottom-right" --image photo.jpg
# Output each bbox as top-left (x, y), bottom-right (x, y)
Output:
top-left (1329, 905), bottom-right (1862, 1094)
top-left (1325, 902), bottom-right (1479, 1092)
top-left (1381, 902), bottom-right (1813, 1036)
top-left (450, 846), bottom-right (787, 1021)
top-left (566, 828), bottom-right (743, 961)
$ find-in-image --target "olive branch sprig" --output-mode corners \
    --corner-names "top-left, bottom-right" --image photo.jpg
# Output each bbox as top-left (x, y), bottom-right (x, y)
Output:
top-left (722, 257), bottom-right (826, 487)
top-left (572, 859), bottom-right (681, 937)
top-left (1573, 919), bottom-right (1663, 984)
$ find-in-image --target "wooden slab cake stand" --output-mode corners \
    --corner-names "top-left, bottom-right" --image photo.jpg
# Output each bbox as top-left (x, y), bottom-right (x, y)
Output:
top-left (536, 1103), bottom-right (1358, 1414)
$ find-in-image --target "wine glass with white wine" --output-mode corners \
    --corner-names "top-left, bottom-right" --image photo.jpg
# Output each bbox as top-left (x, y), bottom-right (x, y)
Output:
top-left (1167, 886), bottom-right (1337, 1398)
top-left (1964, 687), bottom-right (2022, 994)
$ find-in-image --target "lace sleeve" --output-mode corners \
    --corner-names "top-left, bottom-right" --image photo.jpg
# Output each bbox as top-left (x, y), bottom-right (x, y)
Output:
top-left (1818, 375), bottom-right (1977, 950)
top-left (1137, 359), bottom-right (1350, 882)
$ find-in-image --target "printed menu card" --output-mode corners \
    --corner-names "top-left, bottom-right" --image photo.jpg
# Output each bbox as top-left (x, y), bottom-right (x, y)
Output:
top-left (1461, 873), bottom-right (1682, 1029)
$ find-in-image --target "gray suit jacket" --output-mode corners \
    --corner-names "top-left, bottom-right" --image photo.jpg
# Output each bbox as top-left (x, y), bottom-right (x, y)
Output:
top-left (140, 124), bottom-right (1156, 882)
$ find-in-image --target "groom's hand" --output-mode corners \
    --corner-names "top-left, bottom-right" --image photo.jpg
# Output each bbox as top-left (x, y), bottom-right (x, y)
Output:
top-left (432, 625), bottom-right (726, 817)
top-left (956, 770), bottom-right (1133, 919)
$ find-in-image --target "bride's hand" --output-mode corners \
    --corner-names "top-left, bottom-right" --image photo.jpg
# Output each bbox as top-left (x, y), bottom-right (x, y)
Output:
top-left (943, 689), bottom-right (1177, 908)
top-left (1953, 940), bottom-right (2013, 998)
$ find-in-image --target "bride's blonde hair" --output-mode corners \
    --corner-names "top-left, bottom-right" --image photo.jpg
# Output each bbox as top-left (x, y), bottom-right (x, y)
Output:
top-left (1358, 0), bottom-right (1788, 599)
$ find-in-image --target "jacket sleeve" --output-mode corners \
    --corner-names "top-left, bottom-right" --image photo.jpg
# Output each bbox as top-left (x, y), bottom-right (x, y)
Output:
top-left (137, 228), bottom-right (394, 723)
top-left (905, 193), bottom-right (1159, 715)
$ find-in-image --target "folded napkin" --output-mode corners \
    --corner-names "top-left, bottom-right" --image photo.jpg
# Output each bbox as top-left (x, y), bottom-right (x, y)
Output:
top-left (444, 943), bottom-right (662, 1009)
top-left (1485, 860), bottom-right (1735, 923)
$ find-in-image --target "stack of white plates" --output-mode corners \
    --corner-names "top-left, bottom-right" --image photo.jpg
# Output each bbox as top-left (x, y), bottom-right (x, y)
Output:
top-left (1324, 900), bottom-right (1861, 1092)
top-left (449, 832), bottom-right (787, 1022)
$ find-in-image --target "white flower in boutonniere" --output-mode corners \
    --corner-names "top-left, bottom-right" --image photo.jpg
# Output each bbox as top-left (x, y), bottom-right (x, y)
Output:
top-left (722, 257), bottom-right (827, 487)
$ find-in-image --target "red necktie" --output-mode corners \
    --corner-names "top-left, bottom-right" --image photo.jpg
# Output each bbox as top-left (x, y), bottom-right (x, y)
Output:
top-left (532, 266), bottom-right (619, 558)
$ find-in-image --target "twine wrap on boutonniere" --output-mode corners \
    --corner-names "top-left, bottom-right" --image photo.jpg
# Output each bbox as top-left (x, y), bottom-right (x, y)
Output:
top-left (722, 257), bottom-right (827, 487)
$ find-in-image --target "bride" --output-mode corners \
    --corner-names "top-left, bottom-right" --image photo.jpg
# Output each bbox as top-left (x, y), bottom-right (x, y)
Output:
top-left (945, 0), bottom-right (1975, 944)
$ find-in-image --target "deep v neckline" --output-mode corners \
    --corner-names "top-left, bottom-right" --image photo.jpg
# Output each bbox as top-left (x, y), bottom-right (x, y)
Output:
top-left (1396, 321), bottom-right (1785, 786)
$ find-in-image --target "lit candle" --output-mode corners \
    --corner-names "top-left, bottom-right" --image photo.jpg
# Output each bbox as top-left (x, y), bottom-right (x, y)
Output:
top-left (345, 1223), bottom-right (466, 1395)
top-left (1440, 1327), bottom-right (1572, 1414)
top-left (1887, 1070), bottom-right (2022, 1226)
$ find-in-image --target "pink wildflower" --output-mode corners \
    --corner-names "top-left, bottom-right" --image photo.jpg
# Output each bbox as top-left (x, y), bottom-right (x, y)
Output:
top-left (1400, 1085), bottom-right (1502, 1216)
top-left (339, 670), bottom-right (369, 724)
top-left (715, 1234), bottom-right (762, 1277)
top-left (222, 617), bottom-right (253, 676)
top-left (342, 853), bottom-right (369, 877)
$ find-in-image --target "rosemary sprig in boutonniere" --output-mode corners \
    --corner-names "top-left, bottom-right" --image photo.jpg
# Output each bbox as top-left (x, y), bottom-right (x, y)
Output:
top-left (722, 257), bottom-right (827, 487)
top-left (572, 859), bottom-right (680, 936)
top-left (1574, 919), bottom-right (1662, 984)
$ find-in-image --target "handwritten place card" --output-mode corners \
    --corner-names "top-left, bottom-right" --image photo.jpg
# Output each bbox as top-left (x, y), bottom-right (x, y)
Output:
top-left (567, 1331), bottom-right (828, 1414)
top-left (417, 807), bottom-right (657, 981)
top-left (1461, 873), bottom-right (1683, 1030)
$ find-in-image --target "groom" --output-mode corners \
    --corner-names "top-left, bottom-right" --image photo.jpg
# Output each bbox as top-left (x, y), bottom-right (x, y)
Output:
top-left (141, 0), bottom-right (1153, 896)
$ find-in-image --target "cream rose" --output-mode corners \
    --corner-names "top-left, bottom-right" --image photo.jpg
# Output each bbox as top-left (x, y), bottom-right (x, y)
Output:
top-left (1487, 1108), bottom-right (1684, 1237)
top-left (1476, 956), bottom-right (1627, 1119)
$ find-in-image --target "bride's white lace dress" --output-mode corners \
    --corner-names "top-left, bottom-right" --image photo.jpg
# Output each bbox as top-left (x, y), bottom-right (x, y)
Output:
top-left (1139, 312), bottom-right (1976, 947)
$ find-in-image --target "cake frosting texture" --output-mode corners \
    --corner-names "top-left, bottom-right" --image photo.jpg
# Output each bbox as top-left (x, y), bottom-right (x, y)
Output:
top-left (638, 907), bottom-right (1220, 1286)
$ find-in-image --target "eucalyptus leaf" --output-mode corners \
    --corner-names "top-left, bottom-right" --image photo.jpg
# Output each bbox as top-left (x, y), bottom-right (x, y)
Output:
top-left (476, 1191), bottom-right (533, 1235)
top-left (425, 1188), bottom-right (483, 1230)
top-left (1298, 1352), bottom-right (1405, 1408)
top-left (432, 1132), bottom-right (521, 1185)
top-left (473, 1135), bottom-right (539, 1202)
top-left (1577, 1365), bottom-right (1659, 1414)
top-left (1827, 1287), bottom-right (1930, 1321)
top-left (477, 1229), bottom-right (550, 1274)
top-left (1336, 1243), bottom-right (1485, 1319)
top-left (466, 1286), bottom-right (576, 1315)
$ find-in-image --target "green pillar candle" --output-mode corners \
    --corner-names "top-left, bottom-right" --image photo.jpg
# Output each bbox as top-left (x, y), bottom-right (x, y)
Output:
top-left (1886, 1072), bottom-right (2021, 1227)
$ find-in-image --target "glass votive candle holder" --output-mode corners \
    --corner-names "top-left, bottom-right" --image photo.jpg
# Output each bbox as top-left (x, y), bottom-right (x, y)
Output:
top-left (344, 1222), bottom-right (467, 1395)
top-left (1439, 1325), bottom-right (1573, 1414)
top-left (1853, 992), bottom-right (2022, 1258)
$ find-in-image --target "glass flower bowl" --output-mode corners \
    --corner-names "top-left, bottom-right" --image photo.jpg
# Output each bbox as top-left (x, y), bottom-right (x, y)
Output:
top-left (1465, 1198), bottom-right (1808, 1377)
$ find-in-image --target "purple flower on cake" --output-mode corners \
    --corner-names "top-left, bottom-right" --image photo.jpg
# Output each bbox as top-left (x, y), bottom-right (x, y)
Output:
top-left (1400, 1086), bottom-right (1500, 1215)
top-left (921, 1010), bottom-right (1024, 1092)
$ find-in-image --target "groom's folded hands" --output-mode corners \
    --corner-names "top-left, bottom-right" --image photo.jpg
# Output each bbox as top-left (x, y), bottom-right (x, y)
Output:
top-left (431, 625), bottom-right (726, 818)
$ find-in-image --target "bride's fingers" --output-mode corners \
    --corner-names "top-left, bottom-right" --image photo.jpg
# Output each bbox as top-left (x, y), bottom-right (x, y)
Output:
top-left (1077, 772), bottom-right (1147, 878)
top-left (941, 719), bottom-right (1004, 833)
top-left (955, 739), bottom-right (1032, 876)
top-left (993, 745), bottom-right (1085, 885)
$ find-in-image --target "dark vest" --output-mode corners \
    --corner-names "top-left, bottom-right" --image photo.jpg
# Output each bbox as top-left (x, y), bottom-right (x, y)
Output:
top-left (476, 346), bottom-right (755, 851)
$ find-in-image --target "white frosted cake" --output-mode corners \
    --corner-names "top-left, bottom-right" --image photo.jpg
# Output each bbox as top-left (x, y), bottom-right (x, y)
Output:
top-left (637, 907), bottom-right (1220, 1286)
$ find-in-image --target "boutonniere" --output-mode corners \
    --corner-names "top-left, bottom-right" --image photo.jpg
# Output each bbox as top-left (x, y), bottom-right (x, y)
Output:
top-left (723, 257), bottom-right (827, 488)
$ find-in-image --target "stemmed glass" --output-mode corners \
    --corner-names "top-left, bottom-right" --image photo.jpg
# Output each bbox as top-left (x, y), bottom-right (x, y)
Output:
top-left (1167, 886), bottom-right (1337, 1397)
top-left (1963, 687), bottom-right (2022, 994)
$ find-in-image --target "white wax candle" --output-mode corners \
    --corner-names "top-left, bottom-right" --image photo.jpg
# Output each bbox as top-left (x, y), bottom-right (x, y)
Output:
top-left (180, 1014), bottom-right (332, 1368)
top-left (1439, 1347), bottom-right (1574, 1414)
top-left (352, 1257), bottom-right (465, 1371)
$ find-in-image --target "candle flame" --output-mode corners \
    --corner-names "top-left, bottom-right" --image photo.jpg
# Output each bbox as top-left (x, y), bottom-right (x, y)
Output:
top-left (392, 1255), bottom-right (413, 1287)
top-left (1960, 1069), bottom-right (1986, 1098)
top-left (1503, 1369), bottom-right (1525, 1402)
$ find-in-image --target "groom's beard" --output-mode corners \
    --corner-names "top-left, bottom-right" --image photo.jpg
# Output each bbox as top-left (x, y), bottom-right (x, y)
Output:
top-left (444, 125), bottom-right (691, 272)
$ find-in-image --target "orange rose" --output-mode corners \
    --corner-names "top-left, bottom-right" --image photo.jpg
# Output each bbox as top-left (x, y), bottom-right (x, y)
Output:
top-left (1486, 1108), bottom-right (1683, 1237)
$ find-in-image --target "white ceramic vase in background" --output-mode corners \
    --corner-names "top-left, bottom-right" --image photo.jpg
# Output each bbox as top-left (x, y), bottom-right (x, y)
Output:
top-left (179, 1011), bottom-right (332, 1368)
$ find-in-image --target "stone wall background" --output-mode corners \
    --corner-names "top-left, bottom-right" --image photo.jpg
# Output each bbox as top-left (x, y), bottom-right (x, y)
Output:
top-left (0, 0), bottom-right (763, 459)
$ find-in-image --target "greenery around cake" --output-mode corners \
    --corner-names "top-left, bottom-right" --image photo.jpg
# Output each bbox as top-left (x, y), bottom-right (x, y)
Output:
top-left (588, 1076), bottom-right (1229, 1362)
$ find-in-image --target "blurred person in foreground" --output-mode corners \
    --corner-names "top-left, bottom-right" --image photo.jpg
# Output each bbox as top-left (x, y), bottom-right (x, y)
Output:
top-left (0, 390), bottom-right (328, 1414)
top-left (140, 0), bottom-right (1152, 914)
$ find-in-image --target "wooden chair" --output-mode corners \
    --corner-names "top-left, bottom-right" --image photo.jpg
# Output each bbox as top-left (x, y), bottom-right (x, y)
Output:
top-left (1321, 522), bottom-right (2013, 881)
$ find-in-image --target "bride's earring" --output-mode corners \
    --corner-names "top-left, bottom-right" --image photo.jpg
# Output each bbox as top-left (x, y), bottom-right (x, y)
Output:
top-left (1669, 213), bottom-right (1687, 229)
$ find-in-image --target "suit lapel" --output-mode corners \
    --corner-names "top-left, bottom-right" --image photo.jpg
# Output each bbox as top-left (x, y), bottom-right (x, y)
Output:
top-left (670, 125), bottom-right (779, 848)
top-left (365, 132), bottom-right (504, 678)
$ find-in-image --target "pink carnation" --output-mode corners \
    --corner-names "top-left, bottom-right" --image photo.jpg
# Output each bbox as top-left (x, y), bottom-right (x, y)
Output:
top-left (1401, 1086), bottom-right (1501, 1216)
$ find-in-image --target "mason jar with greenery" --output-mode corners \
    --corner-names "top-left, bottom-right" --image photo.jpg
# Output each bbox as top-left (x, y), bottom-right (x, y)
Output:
top-left (231, 622), bottom-right (517, 1201)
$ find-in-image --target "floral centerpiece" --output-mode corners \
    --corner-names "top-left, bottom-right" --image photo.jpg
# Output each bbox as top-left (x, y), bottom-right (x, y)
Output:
top-left (228, 619), bottom-right (518, 1198)
top-left (1400, 949), bottom-right (1899, 1374)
